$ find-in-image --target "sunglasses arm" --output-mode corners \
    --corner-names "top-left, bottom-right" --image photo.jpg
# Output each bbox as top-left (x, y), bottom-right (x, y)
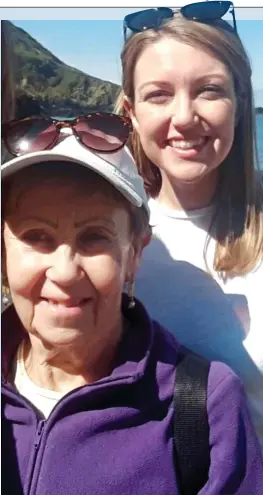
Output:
top-left (123, 22), bottom-right (128, 41)
top-left (231, 6), bottom-right (237, 33)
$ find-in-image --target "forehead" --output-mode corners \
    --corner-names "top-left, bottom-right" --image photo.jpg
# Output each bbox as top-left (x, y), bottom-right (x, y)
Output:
top-left (134, 38), bottom-right (230, 84)
top-left (6, 172), bottom-right (127, 220)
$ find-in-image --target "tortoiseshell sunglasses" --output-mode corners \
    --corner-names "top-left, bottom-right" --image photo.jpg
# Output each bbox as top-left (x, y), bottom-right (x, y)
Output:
top-left (2, 113), bottom-right (132, 156)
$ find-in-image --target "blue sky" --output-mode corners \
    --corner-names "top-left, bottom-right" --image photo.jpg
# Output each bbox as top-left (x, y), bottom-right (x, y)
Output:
top-left (11, 16), bottom-right (263, 106)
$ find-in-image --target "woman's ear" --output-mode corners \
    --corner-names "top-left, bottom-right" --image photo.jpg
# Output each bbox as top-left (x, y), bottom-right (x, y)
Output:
top-left (1, 260), bottom-right (8, 289)
top-left (125, 243), bottom-right (141, 285)
top-left (123, 96), bottom-right (139, 132)
top-left (142, 230), bottom-right (152, 249)
top-left (126, 228), bottom-right (152, 282)
top-left (1, 231), bottom-right (7, 277)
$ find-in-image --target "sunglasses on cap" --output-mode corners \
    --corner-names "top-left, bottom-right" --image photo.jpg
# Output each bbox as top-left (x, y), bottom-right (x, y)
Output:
top-left (123, 1), bottom-right (237, 40)
top-left (2, 113), bottom-right (132, 157)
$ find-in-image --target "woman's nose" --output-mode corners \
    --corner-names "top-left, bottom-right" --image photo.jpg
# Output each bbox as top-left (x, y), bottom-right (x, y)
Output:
top-left (46, 245), bottom-right (84, 287)
top-left (170, 94), bottom-right (198, 130)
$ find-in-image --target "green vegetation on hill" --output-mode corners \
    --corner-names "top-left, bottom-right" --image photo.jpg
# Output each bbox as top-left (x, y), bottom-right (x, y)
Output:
top-left (7, 21), bottom-right (120, 118)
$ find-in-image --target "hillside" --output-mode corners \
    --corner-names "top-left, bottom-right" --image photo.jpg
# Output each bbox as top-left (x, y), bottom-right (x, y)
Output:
top-left (7, 21), bottom-right (120, 118)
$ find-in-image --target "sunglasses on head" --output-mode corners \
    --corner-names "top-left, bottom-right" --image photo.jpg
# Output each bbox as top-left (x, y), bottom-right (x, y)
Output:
top-left (123, 1), bottom-right (237, 40)
top-left (1, 113), bottom-right (132, 157)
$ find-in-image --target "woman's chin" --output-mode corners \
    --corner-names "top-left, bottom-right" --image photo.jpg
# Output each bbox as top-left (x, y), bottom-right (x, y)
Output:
top-left (31, 318), bottom-right (92, 348)
top-left (165, 162), bottom-right (210, 185)
top-left (43, 334), bottom-right (90, 353)
top-left (159, 145), bottom-right (221, 184)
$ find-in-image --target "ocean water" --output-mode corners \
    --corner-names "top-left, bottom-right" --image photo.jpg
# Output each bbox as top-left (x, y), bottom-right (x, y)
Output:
top-left (256, 114), bottom-right (263, 170)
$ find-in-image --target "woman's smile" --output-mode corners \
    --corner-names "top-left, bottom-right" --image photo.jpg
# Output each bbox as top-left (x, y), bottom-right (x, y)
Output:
top-left (38, 296), bottom-right (92, 319)
top-left (165, 136), bottom-right (210, 159)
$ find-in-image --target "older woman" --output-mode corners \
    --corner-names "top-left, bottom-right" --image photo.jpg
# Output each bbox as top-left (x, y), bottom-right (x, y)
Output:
top-left (117, 2), bottom-right (263, 452)
top-left (1, 115), bottom-right (263, 494)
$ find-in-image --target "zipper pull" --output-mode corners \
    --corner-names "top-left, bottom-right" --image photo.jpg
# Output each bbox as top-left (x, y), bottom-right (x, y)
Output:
top-left (34, 420), bottom-right (45, 450)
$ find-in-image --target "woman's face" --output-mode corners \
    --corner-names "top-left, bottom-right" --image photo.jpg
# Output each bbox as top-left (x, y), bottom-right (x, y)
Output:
top-left (127, 38), bottom-right (237, 184)
top-left (3, 174), bottom-right (140, 348)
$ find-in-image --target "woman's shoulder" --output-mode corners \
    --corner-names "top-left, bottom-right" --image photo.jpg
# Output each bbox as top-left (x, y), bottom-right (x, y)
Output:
top-left (207, 357), bottom-right (243, 398)
top-left (154, 322), bottom-right (254, 430)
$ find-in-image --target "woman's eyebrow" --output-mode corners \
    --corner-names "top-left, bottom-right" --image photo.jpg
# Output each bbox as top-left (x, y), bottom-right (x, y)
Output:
top-left (137, 72), bottom-right (229, 92)
top-left (18, 216), bottom-right (57, 228)
top-left (18, 216), bottom-right (116, 230)
top-left (74, 217), bottom-right (116, 229)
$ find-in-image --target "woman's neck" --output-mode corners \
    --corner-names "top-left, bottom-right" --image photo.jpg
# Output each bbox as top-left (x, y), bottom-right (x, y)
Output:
top-left (157, 170), bottom-right (218, 211)
top-left (22, 321), bottom-right (123, 394)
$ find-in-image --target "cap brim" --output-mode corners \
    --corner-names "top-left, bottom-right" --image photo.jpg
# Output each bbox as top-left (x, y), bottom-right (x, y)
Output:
top-left (1, 144), bottom-right (143, 208)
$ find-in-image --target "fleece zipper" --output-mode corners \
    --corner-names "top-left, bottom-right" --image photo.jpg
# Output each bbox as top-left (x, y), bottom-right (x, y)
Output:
top-left (26, 419), bottom-right (47, 495)
top-left (1, 382), bottom-right (46, 494)
top-left (2, 371), bottom-right (140, 495)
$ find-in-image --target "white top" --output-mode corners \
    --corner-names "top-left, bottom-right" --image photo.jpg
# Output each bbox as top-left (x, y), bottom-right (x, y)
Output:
top-left (136, 198), bottom-right (263, 452)
top-left (14, 343), bottom-right (63, 418)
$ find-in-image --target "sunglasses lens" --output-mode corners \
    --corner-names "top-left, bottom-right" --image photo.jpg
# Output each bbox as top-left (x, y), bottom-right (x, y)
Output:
top-left (75, 114), bottom-right (131, 152)
top-left (126, 8), bottom-right (173, 32)
top-left (182, 1), bottom-right (230, 21)
top-left (4, 118), bottom-right (57, 155)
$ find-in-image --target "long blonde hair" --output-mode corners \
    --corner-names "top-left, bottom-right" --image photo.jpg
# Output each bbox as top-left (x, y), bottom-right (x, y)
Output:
top-left (116, 14), bottom-right (263, 278)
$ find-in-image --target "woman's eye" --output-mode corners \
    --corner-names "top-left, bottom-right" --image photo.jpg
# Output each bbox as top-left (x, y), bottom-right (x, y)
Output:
top-left (78, 232), bottom-right (111, 248)
top-left (199, 85), bottom-right (224, 98)
top-left (21, 230), bottom-right (54, 248)
top-left (144, 90), bottom-right (171, 103)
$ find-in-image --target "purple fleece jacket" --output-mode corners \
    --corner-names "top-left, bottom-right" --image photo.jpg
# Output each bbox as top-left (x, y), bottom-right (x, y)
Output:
top-left (2, 296), bottom-right (263, 495)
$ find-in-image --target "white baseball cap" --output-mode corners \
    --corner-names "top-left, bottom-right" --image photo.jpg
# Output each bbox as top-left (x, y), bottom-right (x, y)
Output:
top-left (1, 133), bottom-right (149, 216)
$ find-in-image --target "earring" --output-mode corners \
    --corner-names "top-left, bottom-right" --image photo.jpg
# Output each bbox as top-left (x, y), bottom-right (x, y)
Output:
top-left (2, 283), bottom-right (11, 307)
top-left (127, 280), bottom-right (135, 309)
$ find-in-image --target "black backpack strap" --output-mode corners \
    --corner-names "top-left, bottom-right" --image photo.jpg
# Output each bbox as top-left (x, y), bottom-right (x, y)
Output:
top-left (173, 345), bottom-right (211, 495)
